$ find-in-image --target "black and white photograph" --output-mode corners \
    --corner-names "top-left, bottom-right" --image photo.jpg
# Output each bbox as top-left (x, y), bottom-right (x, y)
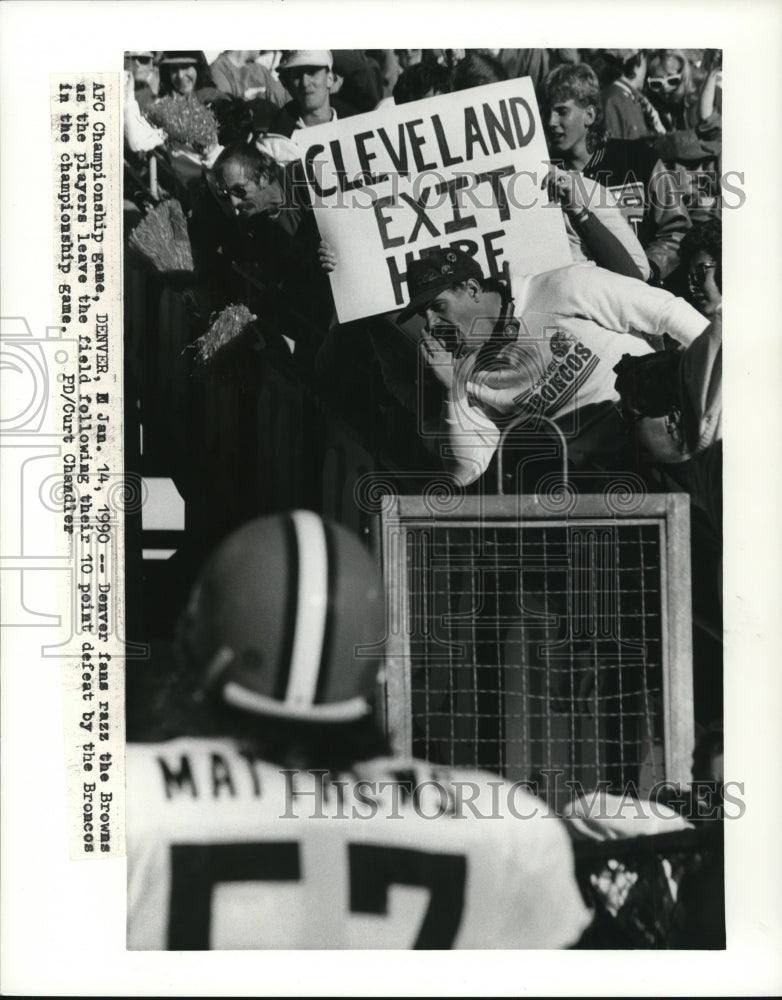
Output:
top-left (1, 0), bottom-right (781, 994)
top-left (123, 41), bottom-right (726, 951)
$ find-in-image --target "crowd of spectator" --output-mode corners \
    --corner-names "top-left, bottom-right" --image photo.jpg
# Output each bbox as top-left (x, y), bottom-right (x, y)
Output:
top-left (123, 47), bottom-right (724, 730)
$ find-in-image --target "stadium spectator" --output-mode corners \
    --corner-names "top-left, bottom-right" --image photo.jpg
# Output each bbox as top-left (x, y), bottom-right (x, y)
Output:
top-left (123, 68), bottom-right (165, 155)
top-left (396, 49), bottom-right (425, 70)
top-left (207, 91), bottom-right (280, 148)
top-left (454, 47), bottom-right (551, 100)
top-left (614, 306), bottom-right (723, 705)
top-left (697, 53), bottom-right (722, 136)
top-left (365, 49), bottom-right (402, 107)
top-left (397, 248), bottom-right (708, 486)
top-left (601, 49), bottom-right (666, 141)
top-left (204, 143), bottom-right (336, 333)
top-left (126, 512), bottom-right (592, 950)
top-left (208, 143), bottom-right (334, 258)
top-left (211, 144), bottom-right (287, 223)
top-left (550, 48), bottom-right (581, 68)
top-left (209, 50), bottom-right (288, 106)
top-left (543, 166), bottom-right (650, 280)
top-left (491, 49), bottom-right (550, 95)
top-left (644, 49), bottom-right (702, 133)
top-left (613, 308), bottom-right (722, 540)
top-left (393, 61), bottom-right (452, 104)
top-left (451, 51), bottom-right (508, 90)
top-left (125, 51), bottom-right (159, 113)
top-left (543, 62), bottom-right (692, 283)
top-left (331, 50), bottom-right (385, 112)
top-left (449, 55), bottom-right (649, 279)
top-left (158, 50), bottom-right (218, 101)
top-left (268, 49), bottom-right (360, 136)
top-left (673, 219), bottom-right (722, 317)
top-left (651, 130), bottom-right (722, 226)
top-left (207, 144), bottom-right (329, 260)
top-left (133, 61), bottom-right (226, 200)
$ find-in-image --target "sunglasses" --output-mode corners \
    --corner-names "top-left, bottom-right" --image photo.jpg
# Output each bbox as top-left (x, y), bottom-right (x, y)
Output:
top-left (216, 175), bottom-right (273, 201)
top-left (647, 74), bottom-right (682, 92)
top-left (131, 55), bottom-right (153, 65)
top-left (217, 183), bottom-right (251, 200)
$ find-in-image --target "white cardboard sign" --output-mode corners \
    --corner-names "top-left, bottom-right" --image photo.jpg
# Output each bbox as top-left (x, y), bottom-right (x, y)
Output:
top-left (293, 78), bottom-right (572, 323)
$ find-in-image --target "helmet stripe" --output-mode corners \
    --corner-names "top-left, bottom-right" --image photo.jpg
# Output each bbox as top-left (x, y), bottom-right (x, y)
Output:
top-left (223, 682), bottom-right (368, 721)
top-left (285, 511), bottom-right (329, 708)
top-left (272, 515), bottom-right (299, 701)
top-left (313, 518), bottom-right (337, 704)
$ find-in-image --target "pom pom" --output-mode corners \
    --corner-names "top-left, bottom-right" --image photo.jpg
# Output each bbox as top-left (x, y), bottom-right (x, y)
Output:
top-left (145, 95), bottom-right (219, 155)
top-left (128, 199), bottom-right (194, 274)
top-left (193, 304), bottom-right (257, 365)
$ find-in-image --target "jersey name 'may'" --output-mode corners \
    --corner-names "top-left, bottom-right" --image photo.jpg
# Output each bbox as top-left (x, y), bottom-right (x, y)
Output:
top-left (127, 737), bottom-right (590, 950)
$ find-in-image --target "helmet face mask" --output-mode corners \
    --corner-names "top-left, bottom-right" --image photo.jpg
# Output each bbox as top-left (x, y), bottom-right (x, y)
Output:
top-left (178, 511), bottom-right (385, 724)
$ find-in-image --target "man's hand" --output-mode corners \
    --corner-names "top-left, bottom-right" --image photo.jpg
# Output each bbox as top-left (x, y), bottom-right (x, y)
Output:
top-left (542, 165), bottom-right (589, 218)
top-left (420, 329), bottom-right (456, 391)
top-left (317, 240), bottom-right (337, 273)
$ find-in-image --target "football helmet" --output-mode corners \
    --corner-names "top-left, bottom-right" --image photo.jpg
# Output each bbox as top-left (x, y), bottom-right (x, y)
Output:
top-left (180, 511), bottom-right (385, 721)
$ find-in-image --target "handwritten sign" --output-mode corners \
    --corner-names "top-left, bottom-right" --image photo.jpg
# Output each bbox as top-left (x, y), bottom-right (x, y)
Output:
top-left (294, 78), bottom-right (571, 323)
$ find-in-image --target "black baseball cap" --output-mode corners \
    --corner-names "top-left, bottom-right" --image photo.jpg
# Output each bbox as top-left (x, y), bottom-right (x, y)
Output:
top-left (397, 248), bottom-right (484, 323)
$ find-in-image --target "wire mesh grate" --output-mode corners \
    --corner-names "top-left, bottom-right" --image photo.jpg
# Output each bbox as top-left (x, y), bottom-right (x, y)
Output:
top-left (399, 519), bottom-right (665, 803)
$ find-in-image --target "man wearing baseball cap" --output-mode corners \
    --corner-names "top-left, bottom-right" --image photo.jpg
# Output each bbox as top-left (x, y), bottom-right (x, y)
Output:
top-left (399, 248), bottom-right (710, 488)
top-left (269, 50), bottom-right (359, 136)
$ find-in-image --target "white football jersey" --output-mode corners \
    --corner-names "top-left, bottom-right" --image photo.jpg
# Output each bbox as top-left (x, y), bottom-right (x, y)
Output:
top-left (127, 737), bottom-right (592, 949)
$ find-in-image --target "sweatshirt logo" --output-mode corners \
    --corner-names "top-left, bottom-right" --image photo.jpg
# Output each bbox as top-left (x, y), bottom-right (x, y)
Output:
top-left (521, 341), bottom-right (597, 413)
top-left (550, 330), bottom-right (576, 359)
top-left (470, 338), bottom-right (599, 418)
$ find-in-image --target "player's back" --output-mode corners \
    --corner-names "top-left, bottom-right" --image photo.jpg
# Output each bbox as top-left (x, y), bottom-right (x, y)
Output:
top-left (127, 736), bottom-right (591, 949)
